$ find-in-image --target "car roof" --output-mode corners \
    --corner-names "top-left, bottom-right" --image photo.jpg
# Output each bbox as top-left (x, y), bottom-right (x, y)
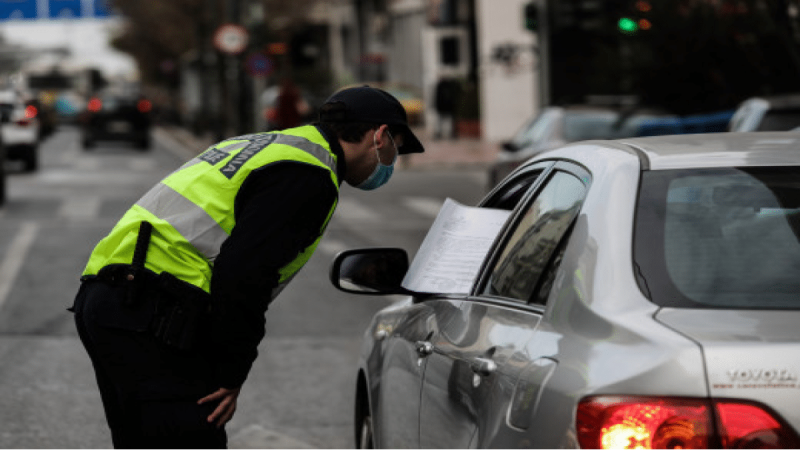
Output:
top-left (550, 131), bottom-right (800, 170)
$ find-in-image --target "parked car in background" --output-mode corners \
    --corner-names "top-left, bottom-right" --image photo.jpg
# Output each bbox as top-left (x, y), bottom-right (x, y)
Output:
top-left (81, 91), bottom-right (152, 150)
top-left (487, 105), bottom-right (675, 187)
top-left (729, 94), bottom-right (800, 132)
top-left (331, 132), bottom-right (800, 449)
top-left (0, 89), bottom-right (40, 172)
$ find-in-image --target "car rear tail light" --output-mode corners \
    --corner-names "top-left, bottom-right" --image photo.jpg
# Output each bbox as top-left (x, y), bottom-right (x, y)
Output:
top-left (578, 397), bottom-right (711, 449)
top-left (577, 396), bottom-right (800, 449)
top-left (87, 98), bottom-right (102, 112)
top-left (716, 401), bottom-right (800, 449)
top-left (24, 105), bottom-right (37, 119)
top-left (137, 99), bottom-right (152, 113)
top-left (14, 119), bottom-right (31, 127)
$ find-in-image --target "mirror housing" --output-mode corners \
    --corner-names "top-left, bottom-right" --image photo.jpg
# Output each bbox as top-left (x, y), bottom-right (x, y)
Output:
top-left (501, 140), bottom-right (520, 152)
top-left (329, 248), bottom-right (410, 295)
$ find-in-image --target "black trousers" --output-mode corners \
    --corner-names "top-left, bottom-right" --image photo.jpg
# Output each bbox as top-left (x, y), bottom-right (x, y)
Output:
top-left (73, 280), bottom-right (227, 449)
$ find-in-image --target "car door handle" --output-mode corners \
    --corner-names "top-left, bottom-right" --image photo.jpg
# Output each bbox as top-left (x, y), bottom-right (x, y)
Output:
top-left (415, 340), bottom-right (434, 358)
top-left (470, 357), bottom-right (497, 377)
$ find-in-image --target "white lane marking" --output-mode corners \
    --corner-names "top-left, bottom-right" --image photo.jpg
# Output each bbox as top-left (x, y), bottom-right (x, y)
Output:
top-left (402, 196), bottom-right (444, 218)
top-left (0, 221), bottom-right (39, 310)
top-left (230, 424), bottom-right (313, 449)
top-left (58, 196), bottom-right (102, 220)
top-left (335, 198), bottom-right (379, 222)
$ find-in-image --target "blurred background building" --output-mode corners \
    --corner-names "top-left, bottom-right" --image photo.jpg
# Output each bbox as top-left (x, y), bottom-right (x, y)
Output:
top-left (1, 0), bottom-right (800, 145)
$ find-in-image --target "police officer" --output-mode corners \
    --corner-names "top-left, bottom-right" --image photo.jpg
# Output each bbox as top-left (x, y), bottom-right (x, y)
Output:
top-left (71, 86), bottom-right (424, 449)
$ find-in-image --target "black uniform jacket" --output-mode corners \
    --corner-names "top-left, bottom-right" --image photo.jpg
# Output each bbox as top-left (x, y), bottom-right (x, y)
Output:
top-left (209, 124), bottom-right (346, 389)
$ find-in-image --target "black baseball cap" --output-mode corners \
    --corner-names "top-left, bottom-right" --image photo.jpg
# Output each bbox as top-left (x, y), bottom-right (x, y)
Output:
top-left (319, 85), bottom-right (425, 154)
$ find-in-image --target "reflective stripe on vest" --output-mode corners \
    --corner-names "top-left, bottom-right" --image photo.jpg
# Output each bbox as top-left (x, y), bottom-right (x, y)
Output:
top-left (136, 133), bottom-right (338, 264)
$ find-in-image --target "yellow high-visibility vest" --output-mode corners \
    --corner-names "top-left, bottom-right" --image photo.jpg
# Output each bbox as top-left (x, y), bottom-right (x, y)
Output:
top-left (83, 125), bottom-right (340, 296)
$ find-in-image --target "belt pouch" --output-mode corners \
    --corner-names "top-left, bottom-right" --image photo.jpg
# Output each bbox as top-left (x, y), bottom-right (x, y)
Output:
top-left (151, 272), bottom-right (210, 351)
top-left (84, 278), bottom-right (156, 332)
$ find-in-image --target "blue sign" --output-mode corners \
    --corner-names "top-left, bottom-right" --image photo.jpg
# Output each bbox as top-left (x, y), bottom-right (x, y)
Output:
top-left (0, 0), bottom-right (37, 21)
top-left (245, 53), bottom-right (273, 77)
top-left (93, 0), bottom-right (115, 17)
top-left (48, 0), bottom-right (80, 18)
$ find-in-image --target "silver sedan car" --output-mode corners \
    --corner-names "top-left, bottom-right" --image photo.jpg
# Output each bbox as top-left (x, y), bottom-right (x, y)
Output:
top-left (330, 132), bottom-right (800, 449)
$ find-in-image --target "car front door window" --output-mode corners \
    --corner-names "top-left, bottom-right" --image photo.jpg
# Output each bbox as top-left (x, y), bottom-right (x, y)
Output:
top-left (482, 170), bottom-right (588, 303)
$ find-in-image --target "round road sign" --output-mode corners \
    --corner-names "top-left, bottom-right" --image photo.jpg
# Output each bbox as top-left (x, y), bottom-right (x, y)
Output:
top-left (214, 24), bottom-right (249, 55)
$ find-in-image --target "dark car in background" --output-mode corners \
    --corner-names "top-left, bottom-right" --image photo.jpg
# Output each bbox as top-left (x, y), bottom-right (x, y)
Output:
top-left (81, 92), bottom-right (152, 150)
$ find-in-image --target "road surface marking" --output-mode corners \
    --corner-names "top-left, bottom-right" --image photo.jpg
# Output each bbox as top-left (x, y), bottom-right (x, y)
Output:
top-left (0, 221), bottom-right (39, 310)
top-left (336, 198), bottom-right (379, 222)
top-left (230, 424), bottom-right (313, 449)
top-left (58, 196), bottom-right (102, 220)
top-left (403, 196), bottom-right (444, 218)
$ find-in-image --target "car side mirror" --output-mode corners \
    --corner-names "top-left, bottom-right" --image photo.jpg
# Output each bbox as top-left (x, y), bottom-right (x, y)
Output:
top-left (330, 248), bottom-right (410, 295)
top-left (501, 141), bottom-right (519, 152)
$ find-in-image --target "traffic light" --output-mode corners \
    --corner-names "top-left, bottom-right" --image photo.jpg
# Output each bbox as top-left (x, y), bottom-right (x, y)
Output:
top-left (524, 1), bottom-right (539, 32)
top-left (618, 16), bottom-right (638, 34)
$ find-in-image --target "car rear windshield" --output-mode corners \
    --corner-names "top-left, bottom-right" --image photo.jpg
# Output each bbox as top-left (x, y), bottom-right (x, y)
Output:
top-left (634, 167), bottom-right (800, 309)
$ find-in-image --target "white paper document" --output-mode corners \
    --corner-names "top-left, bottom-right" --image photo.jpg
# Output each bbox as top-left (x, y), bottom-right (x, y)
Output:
top-left (402, 198), bottom-right (512, 294)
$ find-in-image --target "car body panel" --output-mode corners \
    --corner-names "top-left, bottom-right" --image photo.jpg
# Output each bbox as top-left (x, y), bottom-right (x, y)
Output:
top-left (614, 132), bottom-right (800, 169)
top-left (418, 299), bottom-right (544, 448)
top-left (656, 308), bottom-right (800, 432)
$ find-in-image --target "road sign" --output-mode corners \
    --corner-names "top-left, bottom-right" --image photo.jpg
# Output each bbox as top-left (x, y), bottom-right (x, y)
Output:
top-left (0, 0), bottom-right (37, 21)
top-left (213, 24), bottom-right (249, 55)
top-left (245, 52), bottom-right (273, 77)
top-left (48, 0), bottom-right (80, 18)
top-left (0, 0), bottom-right (115, 21)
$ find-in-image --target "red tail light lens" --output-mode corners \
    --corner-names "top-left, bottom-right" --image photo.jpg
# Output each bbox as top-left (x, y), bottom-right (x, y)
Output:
top-left (577, 396), bottom-right (800, 449)
top-left (137, 99), bottom-right (152, 113)
top-left (716, 402), bottom-right (800, 449)
top-left (577, 397), bottom-right (711, 449)
top-left (24, 105), bottom-right (37, 119)
top-left (87, 98), bottom-right (102, 113)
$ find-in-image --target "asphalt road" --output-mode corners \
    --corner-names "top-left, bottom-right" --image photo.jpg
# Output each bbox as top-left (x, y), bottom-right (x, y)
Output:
top-left (0, 125), bottom-right (488, 448)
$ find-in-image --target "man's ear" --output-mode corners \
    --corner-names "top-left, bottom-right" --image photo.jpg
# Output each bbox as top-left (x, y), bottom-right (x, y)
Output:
top-left (372, 124), bottom-right (389, 146)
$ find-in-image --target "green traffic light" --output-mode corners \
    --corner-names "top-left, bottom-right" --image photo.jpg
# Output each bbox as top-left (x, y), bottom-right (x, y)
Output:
top-left (618, 17), bottom-right (638, 33)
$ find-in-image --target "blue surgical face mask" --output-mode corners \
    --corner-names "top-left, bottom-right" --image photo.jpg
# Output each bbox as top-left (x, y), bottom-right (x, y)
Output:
top-left (356, 131), bottom-right (398, 191)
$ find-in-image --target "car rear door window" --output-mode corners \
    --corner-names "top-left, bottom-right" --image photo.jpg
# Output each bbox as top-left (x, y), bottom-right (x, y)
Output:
top-left (481, 170), bottom-right (588, 303)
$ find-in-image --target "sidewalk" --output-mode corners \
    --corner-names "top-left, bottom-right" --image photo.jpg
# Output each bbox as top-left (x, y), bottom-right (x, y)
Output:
top-left (156, 125), bottom-right (501, 171)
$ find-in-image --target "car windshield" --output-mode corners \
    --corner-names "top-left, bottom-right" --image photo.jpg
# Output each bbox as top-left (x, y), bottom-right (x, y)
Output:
top-left (634, 166), bottom-right (800, 309)
top-left (509, 109), bottom-right (560, 148)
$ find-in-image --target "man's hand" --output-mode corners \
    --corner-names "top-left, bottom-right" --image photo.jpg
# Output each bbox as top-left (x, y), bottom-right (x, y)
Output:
top-left (198, 387), bottom-right (242, 428)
